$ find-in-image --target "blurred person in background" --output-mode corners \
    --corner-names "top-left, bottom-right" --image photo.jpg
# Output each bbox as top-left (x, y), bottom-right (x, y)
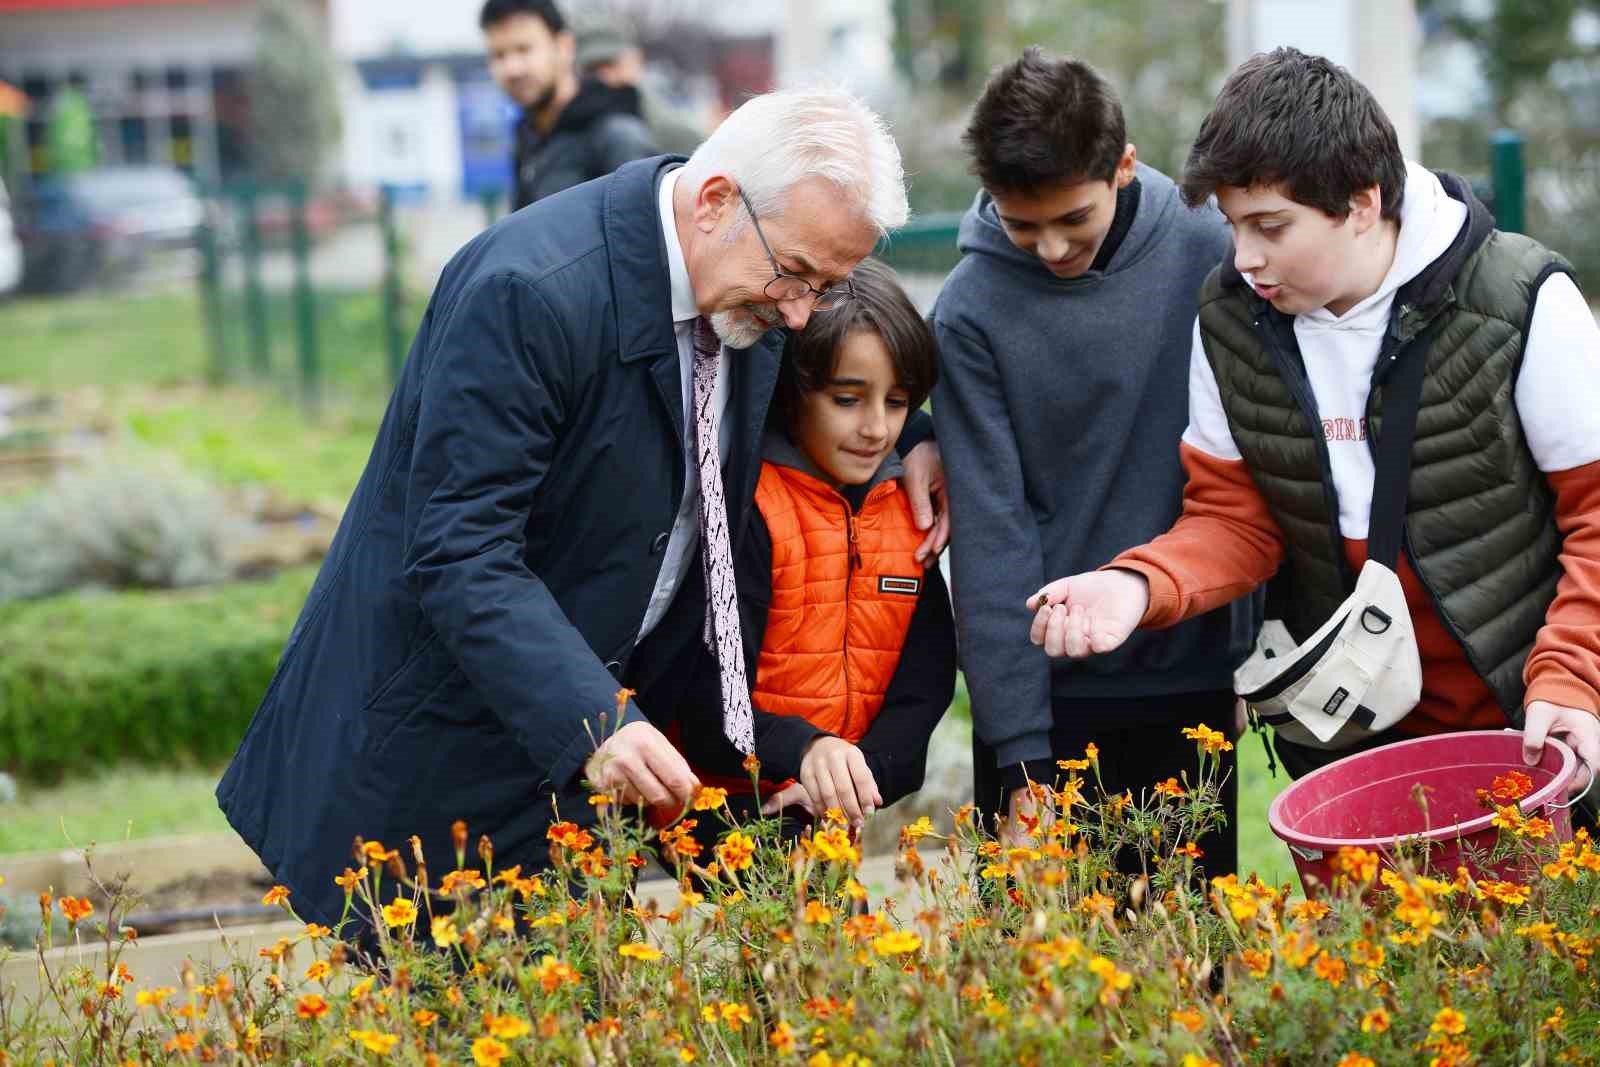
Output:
top-left (575, 21), bottom-right (705, 157)
top-left (481, 0), bottom-right (658, 210)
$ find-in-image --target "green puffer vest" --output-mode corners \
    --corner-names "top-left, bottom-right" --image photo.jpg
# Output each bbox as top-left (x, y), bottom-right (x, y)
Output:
top-left (1197, 174), bottom-right (1570, 725)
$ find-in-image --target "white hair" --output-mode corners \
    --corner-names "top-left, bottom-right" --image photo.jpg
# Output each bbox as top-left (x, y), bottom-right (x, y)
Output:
top-left (679, 88), bottom-right (909, 237)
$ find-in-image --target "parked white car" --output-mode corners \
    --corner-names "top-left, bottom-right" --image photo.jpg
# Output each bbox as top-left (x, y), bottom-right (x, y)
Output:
top-left (0, 177), bottom-right (20, 296)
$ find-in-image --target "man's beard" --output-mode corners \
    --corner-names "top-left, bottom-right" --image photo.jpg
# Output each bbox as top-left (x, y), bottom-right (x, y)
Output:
top-left (710, 305), bottom-right (783, 348)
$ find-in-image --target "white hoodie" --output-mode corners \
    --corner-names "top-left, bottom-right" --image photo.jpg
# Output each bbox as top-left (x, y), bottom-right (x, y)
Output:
top-left (1184, 161), bottom-right (1600, 539)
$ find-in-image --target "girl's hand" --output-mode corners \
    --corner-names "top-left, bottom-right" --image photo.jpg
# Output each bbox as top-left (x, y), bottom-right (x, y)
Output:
top-left (761, 781), bottom-right (815, 816)
top-left (798, 737), bottom-right (882, 827)
top-left (1523, 700), bottom-right (1600, 795)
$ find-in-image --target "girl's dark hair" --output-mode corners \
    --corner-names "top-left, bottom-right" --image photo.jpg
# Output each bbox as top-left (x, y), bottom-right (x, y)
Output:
top-left (775, 258), bottom-right (939, 433)
top-left (1181, 47), bottom-right (1406, 222)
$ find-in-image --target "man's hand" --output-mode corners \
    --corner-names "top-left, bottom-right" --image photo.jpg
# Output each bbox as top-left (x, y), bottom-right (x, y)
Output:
top-left (901, 440), bottom-right (949, 566)
top-left (798, 736), bottom-right (882, 827)
top-left (1523, 700), bottom-right (1600, 796)
top-left (1027, 569), bottom-right (1150, 659)
top-left (584, 720), bottom-right (700, 809)
top-left (760, 780), bottom-right (815, 816)
top-left (1005, 783), bottom-right (1055, 846)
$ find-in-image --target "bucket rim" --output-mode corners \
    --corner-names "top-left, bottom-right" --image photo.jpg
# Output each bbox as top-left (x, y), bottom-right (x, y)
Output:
top-left (1267, 730), bottom-right (1576, 852)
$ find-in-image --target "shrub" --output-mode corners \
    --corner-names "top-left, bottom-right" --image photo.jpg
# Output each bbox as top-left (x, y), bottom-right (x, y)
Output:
top-left (0, 566), bottom-right (314, 781)
top-left (0, 460), bottom-right (237, 602)
top-left (2, 725), bottom-right (1597, 1064)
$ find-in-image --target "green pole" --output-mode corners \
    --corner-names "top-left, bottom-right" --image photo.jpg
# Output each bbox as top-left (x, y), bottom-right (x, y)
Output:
top-left (236, 183), bottom-right (271, 377)
top-left (1490, 128), bottom-right (1525, 235)
top-left (289, 178), bottom-right (319, 415)
top-left (379, 184), bottom-right (406, 385)
top-left (196, 206), bottom-right (228, 385)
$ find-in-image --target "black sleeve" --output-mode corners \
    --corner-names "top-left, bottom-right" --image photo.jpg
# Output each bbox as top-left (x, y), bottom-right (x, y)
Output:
top-left (855, 564), bottom-right (958, 808)
top-left (895, 406), bottom-right (935, 457)
top-left (673, 506), bottom-right (829, 782)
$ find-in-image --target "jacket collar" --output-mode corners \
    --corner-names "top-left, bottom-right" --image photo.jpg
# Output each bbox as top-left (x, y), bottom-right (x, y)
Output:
top-left (760, 428), bottom-right (905, 497)
top-left (606, 155), bottom-right (690, 364)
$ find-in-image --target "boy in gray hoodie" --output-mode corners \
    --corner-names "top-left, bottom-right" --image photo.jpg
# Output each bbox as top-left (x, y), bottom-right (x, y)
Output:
top-left (931, 49), bottom-right (1257, 873)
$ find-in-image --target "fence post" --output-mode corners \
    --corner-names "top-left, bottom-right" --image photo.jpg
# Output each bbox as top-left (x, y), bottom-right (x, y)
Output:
top-left (196, 201), bottom-right (228, 386)
top-left (379, 184), bottom-right (406, 385)
top-left (235, 182), bottom-right (271, 377)
top-left (1490, 128), bottom-right (1525, 235)
top-left (289, 178), bottom-right (320, 415)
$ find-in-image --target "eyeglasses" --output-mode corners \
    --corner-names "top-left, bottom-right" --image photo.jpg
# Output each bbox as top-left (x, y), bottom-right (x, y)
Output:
top-left (738, 188), bottom-right (854, 311)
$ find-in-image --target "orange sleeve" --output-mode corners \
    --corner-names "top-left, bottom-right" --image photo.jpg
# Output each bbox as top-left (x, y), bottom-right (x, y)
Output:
top-left (1523, 459), bottom-right (1600, 716)
top-left (1106, 442), bottom-right (1286, 629)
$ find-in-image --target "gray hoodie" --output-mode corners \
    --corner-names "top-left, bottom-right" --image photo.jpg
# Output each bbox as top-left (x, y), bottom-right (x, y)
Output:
top-left (931, 163), bottom-right (1260, 769)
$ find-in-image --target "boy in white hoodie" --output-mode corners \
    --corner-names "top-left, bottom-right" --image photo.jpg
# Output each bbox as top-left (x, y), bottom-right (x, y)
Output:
top-left (1027, 47), bottom-right (1600, 795)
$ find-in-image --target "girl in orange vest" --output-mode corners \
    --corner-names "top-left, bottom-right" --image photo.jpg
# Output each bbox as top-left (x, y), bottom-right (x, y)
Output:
top-left (666, 258), bottom-right (958, 835)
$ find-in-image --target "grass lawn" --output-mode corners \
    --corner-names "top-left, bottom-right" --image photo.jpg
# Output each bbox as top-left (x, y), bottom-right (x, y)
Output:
top-left (0, 765), bottom-right (229, 854)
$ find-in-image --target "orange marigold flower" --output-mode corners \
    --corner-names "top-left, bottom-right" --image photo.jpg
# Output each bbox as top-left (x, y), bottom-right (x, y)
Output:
top-left (546, 822), bottom-right (594, 851)
top-left (691, 785), bottom-right (729, 811)
top-left (1174, 842), bottom-right (1205, 860)
top-left (1313, 954), bottom-right (1348, 987)
top-left (296, 994), bottom-right (329, 1019)
top-left (1336, 1055), bottom-right (1375, 1067)
top-left (769, 1021), bottom-right (798, 1054)
top-left (1477, 879), bottom-right (1531, 906)
top-left (381, 899), bottom-right (418, 928)
top-left (1542, 1007), bottom-right (1566, 1033)
top-left (715, 831), bottom-right (756, 872)
top-left (486, 1013), bottom-right (532, 1040)
top-left (717, 1001), bottom-right (753, 1029)
top-left (1087, 956), bottom-right (1133, 1005)
top-left (1288, 899), bottom-right (1330, 924)
top-left (1153, 777), bottom-right (1186, 798)
top-left (575, 847), bottom-right (612, 878)
top-left (588, 793), bottom-right (613, 807)
top-left (348, 1028), bottom-right (400, 1054)
top-left (59, 896), bottom-right (93, 925)
top-left (1056, 757), bottom-right (1091, 771)
top-left (413, 1009), bottom-right (439, 1027)
top-left (334, 867), bottom-right (367, 890)
top-left (1361, 1007), bottom-right (1391, 1033)
top-left (1430, 1007), bottom-right (1467, 1035)
top-left (1181, 724), bottom-right (1233, 754)
top-left (1334, 846), bottom-right (1380, 884)
top-left (261, 885), bottom-right (291, 908)
top-left (305, 960), bottom-right (332, 982)
top-left (1490, 770), bottom-right (1535, 803)
top-left (1170, 1008), bottom-right (1206, 1032)
top-left (533, 955), bottom-right (581, 993)
top-left (362, 841), bottom-right (399, 865)
top-left (471, 1036), bottom-right (510, 1067)
top-left (803, 900), bottom-right (835, 925)
top-left (1239, 949), bottom-right (1272, 978)
top-left (1084, 742), bottom-right (1100, 762)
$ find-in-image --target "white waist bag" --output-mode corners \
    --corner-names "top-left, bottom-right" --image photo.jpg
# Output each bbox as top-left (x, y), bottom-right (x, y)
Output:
top-left (1233, 323), bottom-right (1435, 751)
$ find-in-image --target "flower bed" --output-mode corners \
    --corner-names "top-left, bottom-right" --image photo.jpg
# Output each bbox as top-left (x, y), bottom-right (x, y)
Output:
top-left (1, 723), bottom-right (1596, 1065)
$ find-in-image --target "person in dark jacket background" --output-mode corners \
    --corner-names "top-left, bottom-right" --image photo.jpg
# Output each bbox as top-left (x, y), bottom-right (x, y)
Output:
top-left (214, 90), bottom-right (946, 937)
top-left (481, 0), bottom-right (659, 211)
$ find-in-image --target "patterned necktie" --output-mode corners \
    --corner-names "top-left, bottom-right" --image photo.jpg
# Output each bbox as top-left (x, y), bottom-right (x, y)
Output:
top-left (691, 317), bottom-right (755, 754)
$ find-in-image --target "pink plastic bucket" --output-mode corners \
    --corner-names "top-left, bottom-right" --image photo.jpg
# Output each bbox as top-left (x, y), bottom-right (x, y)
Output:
top-left (1267, 730), bottom-right (1578, 892)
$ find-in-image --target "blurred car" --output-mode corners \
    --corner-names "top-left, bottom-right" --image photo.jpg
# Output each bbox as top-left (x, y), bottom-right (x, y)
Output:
top-left (0, 177), bottom-right (20, 296)
top-left (16, 166), bottom-right (205, 294)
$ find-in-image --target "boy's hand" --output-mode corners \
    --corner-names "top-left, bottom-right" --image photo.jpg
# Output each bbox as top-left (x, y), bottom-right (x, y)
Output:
top-left (1027, 569), bottom-right (1149, 659)
top-left (798, 737), bottom-right (882, 827)
top-left (760, 781), bottom-right (815, 816)
top-left (1523, 700), bottom-right (1600, 795)
top-left (901, 440), bottom-right (949, 565)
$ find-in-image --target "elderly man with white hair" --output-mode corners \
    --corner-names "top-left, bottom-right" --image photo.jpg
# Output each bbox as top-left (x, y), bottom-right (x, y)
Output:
top-left (216, 89), bottom-right (942, 933)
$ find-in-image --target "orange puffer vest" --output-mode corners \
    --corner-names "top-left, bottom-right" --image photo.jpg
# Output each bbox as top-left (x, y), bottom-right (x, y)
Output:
top-left (751, 460), bottom-right (925, 742)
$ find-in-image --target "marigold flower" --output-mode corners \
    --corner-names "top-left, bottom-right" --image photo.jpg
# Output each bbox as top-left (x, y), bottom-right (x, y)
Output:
top-left (1170, 1008), bottom-right (1205, 1032)
top-left (334, 867), bottom-right (367, 890)
top-left (410, 1009), bottom-right (437, 1028)
top-left (58, 896), bottom-right (93, 925)
top-left (575, 847), bottom-right (612, 878)
top-left (1431, 1007), bottom-right (1467, 1035)
top-left (1336, 1055), bottom-right (1375, 1067)
top-left (1084, 742), bottom-right (1100, 761)
top-left (618, 941), bottom-right (664, 961)
top-left (1181, 723), bottom-right (1233, 754)
top-left (770, 1022), bottom-right (798, 1054)
top-left (871, 930), bottom-right (922, 956)
top-left (440, 868), bottom-right (488, 894)
top-left (1476, 879), bottom-right (1530, 906)
top-left (378, 898), bottom-right (416, 928)
top-left (348, 1028), bottom-right (400, 1054)
top-left (136, 986), bottom-right (176, 1009)
top-left (1313, 954), bottom-right (1348, 987)
top-left (1288, 899), bottom-right (1330, 924)
top-left (362, 841), bottom-right (399, 865)
top-left (1491, 770), bottom-right (1535, 802)
top-left (431, 916), bottom-right (461, 947)
top-left (1181, 1056), bottom-right (1221, 1067)
top-left (691, 785), bottom-right (729, 811)
top-left (471, 1036), bottom-right (510, 1067)
top-left (803, 900), bottom-right (835, 925)
top-left (546, 821), bottom-right (594, 851)
top-left (1334, 846), bottom-right (1380, 884)
top-left (305, 959), bottom-right (331, 982)
top-left (1238, 949), bottom-right (1272, 978)
top-left (1361, 1007), bottom-right (1391, 1033)
top-left (1087, 956), bottom-right (1133, 1004)
top-left (588, 792), bottom-right (613, 807)
top-left (296, 994), bottom-right (329, 1019)
top-left (261, 885), bottom-right (291, 908)
top-left (1174, 842), bottom-right (1205, 860)
top-left (680, 1047), bottom-right (699, 1063)
top-left (899, 816), bottom-right (935, 845)
top-left (1543, 1007), bottom-right (1566, 1033)
top-left (533, 954), bottom-right (581, 992)
top-left (1153, 777), bottom-right (1186, 798)
top-left (716, 831), bottom-right (757, 872)
top-left (486, 1014), bottom-right (532, 1040)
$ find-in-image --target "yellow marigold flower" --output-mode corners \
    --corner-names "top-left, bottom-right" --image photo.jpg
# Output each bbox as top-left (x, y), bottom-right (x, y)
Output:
top-left (1170, 1008), bottom-right (1206, 1032)
top-left (1288, 899), bottom-right (1330, 923)
top-left (1361, 1007), bottom-right (1391, 1033)
top-left (1087, 956), bottom-right (1133, 1004)
top-left (1477, 879), bottom-right (1530, 906)
top-left (844, 878), bottom-right (867, 902)
top-left (348, 1029), bottom-right (400, 1055)
top-left (822, 807), bottom-right (848, 827)
top-left (899, 816), bottom-right (935, 845)
top-left (871, 930), bottom-right (922, 956)
top-left (617, 941), bottom-right (664, 961)
top-left (440, 868), bottom-right (488, 894)
top-left (680, 1048), bottom-right (698, 1063)
top-left (979, 863), bottom-right (1010, 880)
top-left (1079, 892), bottom-right (1116, 917)
top-left (1430, 1007), bottom-right (1467, 1036)
top-left (770, 1022), bottom-right (798, 1054)
top-left (1278, 930), bottom-right (1320, 969)
top-left (471, 1036), bottom-right (510, 1067)
top-left (1313, 954), bottom-right (1348, 987)
top-left (334, 867), bottom-right (367, 890)
top-left (1543, 1007), bottom-right (1566, 1033)
top-left (1181, 1054), bottom-right (1221, 1067)
top-left (716, 831), bottom-right (757, 872)
top-left (588, 792), bottom-right (613, 807)
top-left (380, 898), bottom-right (418, 928)
top-left (1239, 949), bottom-right (1272, 978)
top-left (1056, 757), bottom-right (1091, 771)
top-left (1336, 1055), bottom-right (1375, 1067)
top-left (486, 1014), bottom-right (532, 1040)
top-left (135, 986), bottom-right (176, 1009)
top-left (431, 916), bottom-right (460, 947)
top-left (1349, 940), bottom-right (1386, 970)
top-left (295, 994), bottom-right (329, 1019)
top-left (1517, 922), bottom-right (1560, 949)
top-left (810, 827), bottom-right (861, 865)
top-left (803, 900), bottom-right (835, 925)
top-left (261, 885), bottom-right (291, 908)
top-left (1335, 846), bottom-right (1380, 884)
top-left (691, 785), bottom-right (729, 811)
top-left (721, 1001), bottom-right (754, 1029)
top-left (304, 959), bottom-right (331, 982)
top-left (1181, 724), bottom-right (1233, 753)
top-left (1153, 777), bottom-right (1186, 798)
top-left (1084, 742), bottom-right (1099, 761)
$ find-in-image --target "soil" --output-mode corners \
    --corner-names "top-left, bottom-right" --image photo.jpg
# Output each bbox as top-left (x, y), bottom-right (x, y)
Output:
top-left (101, 867), bottom-right (283, 937)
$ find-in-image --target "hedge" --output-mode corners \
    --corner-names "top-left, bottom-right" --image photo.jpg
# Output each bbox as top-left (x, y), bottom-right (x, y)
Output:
top-left (0, 566), bottom-right (316, 781)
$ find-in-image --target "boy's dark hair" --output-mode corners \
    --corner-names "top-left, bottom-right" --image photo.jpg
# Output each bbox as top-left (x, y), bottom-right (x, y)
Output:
top-left (479, 0), bottom-right (566, 33)
top-left (776, 258), bottom-right (939, 433)
top-left (1181, 47), bottom-right (1406, 222)
top-left (962, 48), bottom-right (1127, 195)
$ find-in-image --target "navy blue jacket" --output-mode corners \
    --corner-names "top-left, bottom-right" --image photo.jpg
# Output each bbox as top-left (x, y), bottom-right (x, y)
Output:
top-left (216, 157), bottom-right (929, 927)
